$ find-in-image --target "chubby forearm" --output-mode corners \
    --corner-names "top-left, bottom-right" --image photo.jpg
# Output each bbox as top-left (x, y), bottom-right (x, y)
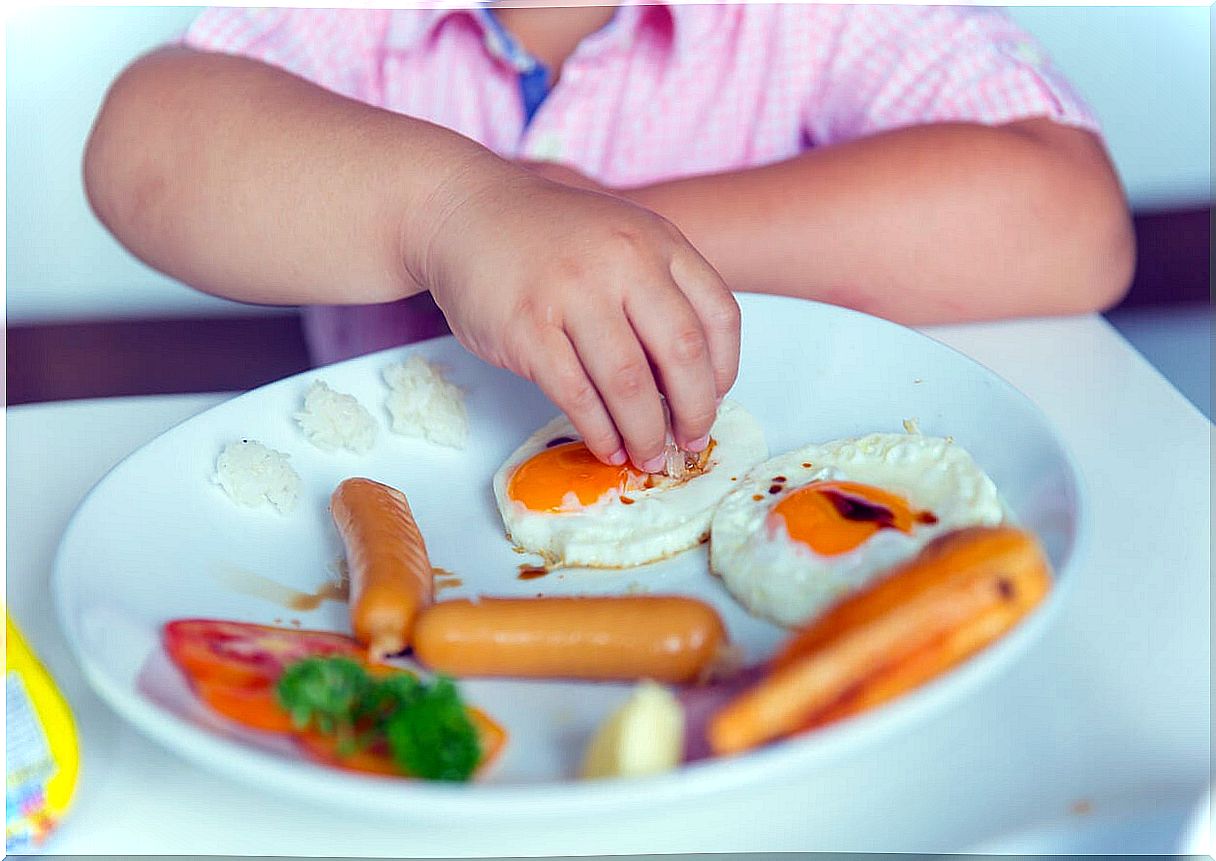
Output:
top-left (624, 120), bottom-right (1135, 323)
top-left (84, 47), bottom-right (504, 306)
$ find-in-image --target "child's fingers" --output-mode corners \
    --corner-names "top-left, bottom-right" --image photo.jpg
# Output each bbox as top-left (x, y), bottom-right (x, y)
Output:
top-left (669, 250), bottom-right (741, 399)
top-left (527, 330), bottom-right (625, 465)
top-left (624, 282), bottom-right (718, 453)
top-left (566, 308), bottom-right (668, 472)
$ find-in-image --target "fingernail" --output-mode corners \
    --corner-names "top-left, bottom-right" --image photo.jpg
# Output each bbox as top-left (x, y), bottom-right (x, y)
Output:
top-left (607, 448), bottom-right (627, 466)
top-left (639, 453), bottom-right (666, 474)
top-left (685, 434), bottom-right (711, 453)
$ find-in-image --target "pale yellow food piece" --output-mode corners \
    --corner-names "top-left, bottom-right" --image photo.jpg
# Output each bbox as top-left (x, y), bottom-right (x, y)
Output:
top-left (580, 680), bottom-right (684, 780)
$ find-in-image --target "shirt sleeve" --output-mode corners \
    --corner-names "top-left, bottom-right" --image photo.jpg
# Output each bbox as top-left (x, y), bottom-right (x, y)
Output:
top-left (804, 6), bottom-right (1102, 147)
top-left (179, 7), bottom-right (391, 104)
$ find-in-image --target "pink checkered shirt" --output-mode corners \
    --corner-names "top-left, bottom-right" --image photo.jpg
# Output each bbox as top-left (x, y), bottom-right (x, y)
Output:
top-left (183, 3), bottom-right (1100, 366)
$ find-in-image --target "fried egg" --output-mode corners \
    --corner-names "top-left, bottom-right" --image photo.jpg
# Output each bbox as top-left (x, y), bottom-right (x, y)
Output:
top-left (493, 400), bottom-right (768, 568)
top-left (710, 432), bottom-right (1007, 627)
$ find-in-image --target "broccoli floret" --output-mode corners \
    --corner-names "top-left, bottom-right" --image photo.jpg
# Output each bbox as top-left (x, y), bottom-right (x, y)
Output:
top-left (276, 656), bottom-right (371, 738)
top-left (276, 658), bottom-right (480, 781)
top-left (384, 676), bottom-right (481, 782)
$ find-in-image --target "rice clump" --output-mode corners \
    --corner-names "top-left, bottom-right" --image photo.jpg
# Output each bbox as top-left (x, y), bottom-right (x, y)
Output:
top-left (294, 380), bottom-right (377, 454)
top-left (383, 356), bottom-right (468, 448)
top-left (215, 439), bottom-right (301, 513)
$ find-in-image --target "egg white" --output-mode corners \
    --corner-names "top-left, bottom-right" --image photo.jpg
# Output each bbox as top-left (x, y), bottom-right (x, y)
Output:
top-left (710, 432), bottom-right (1007, 628)
top-left (493, 399), bottom-right (768, 568)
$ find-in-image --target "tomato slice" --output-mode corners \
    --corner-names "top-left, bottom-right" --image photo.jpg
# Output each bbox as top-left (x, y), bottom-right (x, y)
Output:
top-left (193, 679), bottom-right (298, 734)
top-left (294, 707), bottom-right (508, 778)
top-left (469, 707), bottom-right (508, 772)
top-left (163, 619), bottom-right (365, 688)
top-left (163, 619), bottom-right (508, 778)
top-left (295, 731), bottom-right (402, 776)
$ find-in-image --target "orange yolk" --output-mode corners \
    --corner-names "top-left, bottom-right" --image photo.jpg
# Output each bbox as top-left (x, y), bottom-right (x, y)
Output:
top-left (768, 480), bottom-right (918, 556)
top-left (507, 442), bottom-right (640, 513)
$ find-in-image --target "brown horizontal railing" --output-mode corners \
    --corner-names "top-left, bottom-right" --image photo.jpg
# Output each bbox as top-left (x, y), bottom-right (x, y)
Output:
top-left (5, 314), bottom-right (312, 406)
top-left (1116, 205), bottom-right (1211, 308)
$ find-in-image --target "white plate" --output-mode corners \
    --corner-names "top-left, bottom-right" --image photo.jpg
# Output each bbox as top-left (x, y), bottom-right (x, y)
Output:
top-left (52, 294), bottom-right (1086, 820)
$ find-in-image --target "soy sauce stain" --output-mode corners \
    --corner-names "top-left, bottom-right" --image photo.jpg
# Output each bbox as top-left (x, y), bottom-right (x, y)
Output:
top-left (217, 565), bottom-right (348, 612)
top-left (768, 484), bottom-right (783, 495)
top-left (752, 494), bottom-right (764, 502)
top-left (287, 579), bottom-right (348, 612)
top-left (546, 436), bottom-right (576, 448)
top-left (916, 511), bottom-right (939, 525)
top-left (432, 566), bottom-right (464, 595)
top-left (518, 565), bottom-right (549, 581)
top-left (620, 495), bottom-right (636, 505)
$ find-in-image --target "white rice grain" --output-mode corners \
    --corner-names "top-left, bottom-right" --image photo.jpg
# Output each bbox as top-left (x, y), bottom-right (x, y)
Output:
top-left (383, 356), bottom-right (469, 448)
top-left (294, 380), bottom-right (377, 454)
top-left (215, 439), bottom-right (301, 513)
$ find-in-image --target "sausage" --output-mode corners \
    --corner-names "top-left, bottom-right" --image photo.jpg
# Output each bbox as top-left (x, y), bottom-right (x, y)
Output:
top-left (330, 477), bottom-right (433, 660)
top-left (413, 596), bottom-right (730, 684)
top-left (707, 526), bottom-right (1051, 756)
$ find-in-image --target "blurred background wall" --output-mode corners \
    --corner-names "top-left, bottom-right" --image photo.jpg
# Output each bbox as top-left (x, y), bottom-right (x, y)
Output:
top-left (6, 6), bottom-right (1211, 413)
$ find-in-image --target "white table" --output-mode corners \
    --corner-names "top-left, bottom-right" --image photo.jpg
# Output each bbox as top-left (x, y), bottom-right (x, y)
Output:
top-left (7, 315), bottom-right (1211, 856)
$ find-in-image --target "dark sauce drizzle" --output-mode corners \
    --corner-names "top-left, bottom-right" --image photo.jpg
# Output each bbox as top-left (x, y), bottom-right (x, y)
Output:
top-left (819, 488), bottom-right (899, 528)
top-left (817, 488), bottom-right (937, 531)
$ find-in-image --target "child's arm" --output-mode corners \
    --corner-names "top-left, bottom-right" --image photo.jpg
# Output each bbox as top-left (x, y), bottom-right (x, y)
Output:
top-left (625, 118), bottom-right (1134, 323)
top-left (528, 7), bottom-right (1134, 325)
top-left (85, 47), bottom-right (479, 307)
top-left (84, 47), bottom-right (739, 470)
top-left (528, 120), bottom-right (1132, 325)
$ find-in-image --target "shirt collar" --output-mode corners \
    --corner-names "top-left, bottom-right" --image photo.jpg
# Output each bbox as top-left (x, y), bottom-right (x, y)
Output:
top-left (385, 2), bottom-right (718, 62)
top-left (384, 6), bottom-right (470, 54)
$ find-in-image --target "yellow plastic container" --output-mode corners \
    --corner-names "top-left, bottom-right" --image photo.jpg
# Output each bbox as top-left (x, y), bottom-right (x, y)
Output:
top-left (5, 611), bottom-right (80, 851)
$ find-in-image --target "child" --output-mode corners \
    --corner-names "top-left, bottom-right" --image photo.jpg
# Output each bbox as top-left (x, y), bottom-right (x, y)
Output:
top-left (83, 3), bottom-right (1133, 474)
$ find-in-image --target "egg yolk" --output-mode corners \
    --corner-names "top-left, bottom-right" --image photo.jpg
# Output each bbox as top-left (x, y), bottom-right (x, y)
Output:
top-left (508, 442), bottom-right (640, 513)
top-left (769, 480), bottom-right (919, 556)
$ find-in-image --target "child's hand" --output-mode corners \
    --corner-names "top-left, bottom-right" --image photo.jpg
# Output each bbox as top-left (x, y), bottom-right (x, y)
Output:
top-left (419, 165), bottom-right (740, 473)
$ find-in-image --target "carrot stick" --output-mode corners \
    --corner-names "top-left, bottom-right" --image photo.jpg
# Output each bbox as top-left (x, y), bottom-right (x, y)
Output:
top-left (707, 526), bottom-right (1051, 755)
